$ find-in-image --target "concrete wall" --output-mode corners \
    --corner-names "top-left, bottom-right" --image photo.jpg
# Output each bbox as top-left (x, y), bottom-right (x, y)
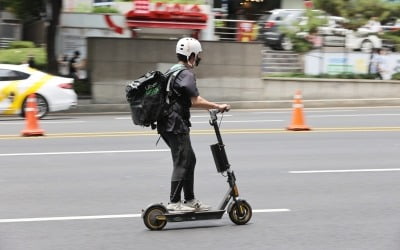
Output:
top-left (281, 0), bottom-right (306, 9)
top-left (250, 77), bottom-right (400, 108)
top-left (87, 38), bottom-right (400, 109)
top-left (87, 38), bottom-right (263, 104)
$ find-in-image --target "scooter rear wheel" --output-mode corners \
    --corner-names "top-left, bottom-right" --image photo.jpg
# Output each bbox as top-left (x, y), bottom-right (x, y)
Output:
top-left (143, 205), bottom-right (167, 230)
top-left (229, 200), bottom-right (252, 225)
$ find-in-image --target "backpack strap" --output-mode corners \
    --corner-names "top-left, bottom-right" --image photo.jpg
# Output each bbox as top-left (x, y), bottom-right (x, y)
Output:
top-left (166, 68), bottom-right (185, 104)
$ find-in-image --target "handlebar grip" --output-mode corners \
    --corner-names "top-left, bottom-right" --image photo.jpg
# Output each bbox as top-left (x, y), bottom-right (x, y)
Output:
top-left (209, 109), bottom-right (219, 123)
top-left (209, 109), bottom-right (220, 115)
top-left (209, 106), bottom-right (230, 121)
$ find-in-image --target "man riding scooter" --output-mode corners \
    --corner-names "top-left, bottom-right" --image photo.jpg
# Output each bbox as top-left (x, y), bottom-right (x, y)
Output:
top-left (157, 37), bottom-right (230, 212)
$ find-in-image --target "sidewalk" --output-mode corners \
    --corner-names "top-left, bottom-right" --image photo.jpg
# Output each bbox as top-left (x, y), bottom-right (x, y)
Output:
top-left (64, 99), bottom-right (131, 114)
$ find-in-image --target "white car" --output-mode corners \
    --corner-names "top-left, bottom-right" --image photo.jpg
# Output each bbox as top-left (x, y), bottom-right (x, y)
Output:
top-left (297, 16), bottom-right (383, 53)
top-left (0, 64), bottom-right (78, 118)
top-left (345, 29), bottom-right (382, 53)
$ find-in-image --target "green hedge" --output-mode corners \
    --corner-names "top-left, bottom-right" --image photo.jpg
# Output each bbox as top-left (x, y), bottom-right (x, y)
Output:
top-left (264, 72), bottom-right (377, 79)
top-left (9, 40), bottom-right (36, 49)
top-left (392, 72), bottom-right (400, 80)
top-left (92, 6), bottom-right (119, 13)
top-left (0, 47), bottom-right (46, 69)
top-left (380, 30), bottom-right (400, 52)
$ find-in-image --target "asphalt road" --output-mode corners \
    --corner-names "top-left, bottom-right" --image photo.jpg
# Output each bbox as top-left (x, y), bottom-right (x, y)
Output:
top-left (1, 107), bottom-right (400, 250)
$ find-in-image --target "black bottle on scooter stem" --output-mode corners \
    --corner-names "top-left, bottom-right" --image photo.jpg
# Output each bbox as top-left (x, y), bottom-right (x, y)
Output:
top-left (142, 109), bottom-right (252, 230)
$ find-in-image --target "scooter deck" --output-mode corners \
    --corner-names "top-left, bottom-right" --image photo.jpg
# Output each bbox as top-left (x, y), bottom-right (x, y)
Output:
top-left (163, 210), bottom-right (225, 223)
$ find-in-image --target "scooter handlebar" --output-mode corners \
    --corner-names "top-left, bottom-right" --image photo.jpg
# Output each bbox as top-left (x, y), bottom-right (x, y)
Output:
top-left (209, 107), bottom-right (229, 123)
top-left (209, 109), bottom-right (219, 123)
top-left (209, 106), bottom-right (230, 115)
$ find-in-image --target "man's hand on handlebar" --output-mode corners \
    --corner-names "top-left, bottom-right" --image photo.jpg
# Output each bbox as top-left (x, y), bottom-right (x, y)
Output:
top-left (217, 104), bottom-right (230, 113)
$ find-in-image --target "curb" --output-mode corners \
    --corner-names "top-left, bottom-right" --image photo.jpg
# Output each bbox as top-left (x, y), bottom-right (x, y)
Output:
top-left (59, 98), bottom-right (400, 115)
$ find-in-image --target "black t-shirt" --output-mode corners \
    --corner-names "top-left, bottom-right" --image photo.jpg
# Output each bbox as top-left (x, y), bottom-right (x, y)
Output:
top-left (69, 56), bottom-right (79, 74)
top-left (157, 65), bottom-right (199, 134)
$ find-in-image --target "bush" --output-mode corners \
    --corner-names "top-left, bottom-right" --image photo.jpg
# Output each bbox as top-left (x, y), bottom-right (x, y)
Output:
top-left (0, 47), bottom-right (46, 69)
top-left (264, 72), bottom-right (377, 79)
top-left (282, 9), bottom-right (327, 54)
top-left (392, 72), bottom-right (400, 80)
top-left (9, 40), bottom-right (36, 49)
top-left (291, 37), bottom-right (313, 53)
top-left (74, 78), bottom-right (91, 96)
top-left (380, 30), bottom-right (400, 52)
top-left (92, 6), bottom-right (119, 13)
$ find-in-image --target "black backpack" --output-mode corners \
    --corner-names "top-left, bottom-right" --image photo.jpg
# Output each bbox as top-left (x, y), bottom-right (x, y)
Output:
top-left (125, 67), bottom-right (184, 129)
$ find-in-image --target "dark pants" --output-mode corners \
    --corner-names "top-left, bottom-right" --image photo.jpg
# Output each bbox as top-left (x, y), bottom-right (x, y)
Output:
top-left (161, 132), bottom-right (196, 202)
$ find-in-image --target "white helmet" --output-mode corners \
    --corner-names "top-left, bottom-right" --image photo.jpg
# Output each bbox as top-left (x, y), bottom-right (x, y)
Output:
top-left (176, 37), bottom-right (202, 61)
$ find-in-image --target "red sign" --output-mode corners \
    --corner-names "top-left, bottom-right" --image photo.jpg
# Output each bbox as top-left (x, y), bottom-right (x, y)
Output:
top-left (125, 0), bottom-right (208, 30)
top-left (304, 0), bottom-right (313, 9)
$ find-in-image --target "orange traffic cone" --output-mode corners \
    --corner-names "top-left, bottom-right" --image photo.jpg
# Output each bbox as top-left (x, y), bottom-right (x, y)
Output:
top-left (21, 94), bottom-right (45, 136)
top-left (286, 90), bottom-right (311, 131)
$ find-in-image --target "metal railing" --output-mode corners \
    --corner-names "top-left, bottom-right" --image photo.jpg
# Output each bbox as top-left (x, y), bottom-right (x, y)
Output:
top-left (214, 19), bottom-right (259, 42)
top-left (0, 23), bottom-right (22, 48)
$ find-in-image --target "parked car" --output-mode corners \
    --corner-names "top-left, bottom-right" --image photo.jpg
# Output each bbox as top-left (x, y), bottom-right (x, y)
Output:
top-left (316, 18), bottom-right (345, 47)
top-left (345, 30), bottom-right (382, 53)
top-left (257, 8), bottom-right (326, 50)
top-left (382, 18), bottom-right (400, 31)
top-left (319, 16), bottom-right (390, 53)
top-left (259, 10), bottom-right (389, 53)
top-left (0, 64), bottom-right (78, 118)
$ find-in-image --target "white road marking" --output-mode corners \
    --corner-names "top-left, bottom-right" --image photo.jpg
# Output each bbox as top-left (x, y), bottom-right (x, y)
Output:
top-left (0, 149), bottom-right (170, 157)
top-left (253, 209), bottom-right (290, 213)
top-left (191, 120), bottom-right (283, 124)
top-left (308, 114), bottom-right (400, 118)
top-left (0, 214), bottom-right (141, 223)
top-left (0, 121), bottom-right (85, 125)
top-left (192, 115), bottom-right (233, 118)
top-left (289, 168), bottom-right (400, 174)
top-left (255, 109), bottom-right (356, 114)
top-left (115, 115), bottom-right (233, 120)
top-left (0, 209), bottom-right (290, 223)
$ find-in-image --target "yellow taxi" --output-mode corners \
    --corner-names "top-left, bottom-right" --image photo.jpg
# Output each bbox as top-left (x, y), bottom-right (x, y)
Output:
top-left (0, 64), bottom-right (78, 118)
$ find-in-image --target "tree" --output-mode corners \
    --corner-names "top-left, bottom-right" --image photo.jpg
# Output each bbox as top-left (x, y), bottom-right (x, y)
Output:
top-left (313, 0), bottom-right (400, 28)
top-left (0, 0), bottom-right (44, 22)
top-left (0, 0), bottom-right (62, 74)
top-left (45, 0), bottom-right (62, 74)
top-left (313, 0), bottom-right (351, 17)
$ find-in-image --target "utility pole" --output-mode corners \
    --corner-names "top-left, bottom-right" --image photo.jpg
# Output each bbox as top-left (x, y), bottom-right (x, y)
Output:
top-left (45, 0), bottom-right (62, 74)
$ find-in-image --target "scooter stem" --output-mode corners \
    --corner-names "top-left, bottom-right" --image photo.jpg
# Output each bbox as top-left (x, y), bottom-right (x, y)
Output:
top-left (209, 109), bottom-right (224, 144)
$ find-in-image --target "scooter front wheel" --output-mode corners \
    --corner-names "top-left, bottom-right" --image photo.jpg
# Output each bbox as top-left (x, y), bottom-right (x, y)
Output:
top-left (142, 204), bottom-right (167, 230)
top-left (228, 200), bottom-right (252, 225)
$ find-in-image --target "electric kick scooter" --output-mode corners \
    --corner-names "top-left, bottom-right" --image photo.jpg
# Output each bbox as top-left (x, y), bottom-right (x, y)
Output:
top-left (142, 109), bottom-right (252, 230)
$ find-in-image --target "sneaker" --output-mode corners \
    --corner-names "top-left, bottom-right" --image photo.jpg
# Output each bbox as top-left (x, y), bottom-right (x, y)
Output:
top-left (166, 201), bottom-right (196, 212)
top-left (184, 199), bottom-right (211, 211)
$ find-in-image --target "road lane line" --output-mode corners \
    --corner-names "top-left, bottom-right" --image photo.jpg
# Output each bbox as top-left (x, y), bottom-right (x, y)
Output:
top-left (115, 115), bottom-right (233, 120)
top-left (253, 209), bottom-right (290, 213)
top-left (191, 120), bottom-right (283, 124)
top-left (0, 149), bottom-right (170, 157)
top-left (2, 126), bottom-right (400, 139)
top-left (191, 115), bottom-right (233, 118)
top-left (289, 168), bottom-right (400, 174)
top-left (309, 114), bottom-right (400, 118)
top-left (0, 214), bottom-right (141, 223)
top-left (0, 121), bottom-right (86, 125)
top-left (116, 117), bottom-right (281, 123)
top-left (0, 209), bottom-right (290, 223)
top-left (254, 109), bottom-right (356, 114)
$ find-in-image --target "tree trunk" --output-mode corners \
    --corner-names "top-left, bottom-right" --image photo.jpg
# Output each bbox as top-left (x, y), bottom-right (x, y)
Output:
top-left (46, 0), bottom-right (62, 74)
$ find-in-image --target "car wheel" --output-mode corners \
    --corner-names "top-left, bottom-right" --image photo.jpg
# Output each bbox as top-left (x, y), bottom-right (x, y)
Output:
top-left (281, 36), bottom-right (293, 51)
top-left (360, 40), bottom-right (374, 53)
top-left (21, 94), bottom-right (49, 119)
top-left (269, 45), bottom-right (279, 50)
